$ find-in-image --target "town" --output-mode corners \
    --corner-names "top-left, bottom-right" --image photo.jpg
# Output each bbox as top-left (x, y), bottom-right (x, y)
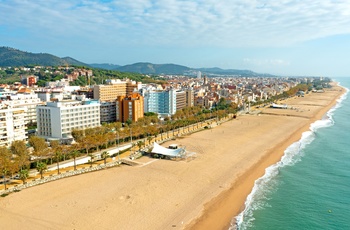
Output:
top-left (0, 65), bottom-right (330, 192)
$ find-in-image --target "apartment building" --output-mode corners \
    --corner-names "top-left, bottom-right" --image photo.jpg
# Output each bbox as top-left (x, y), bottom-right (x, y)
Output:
top-left (143, 89), bottom-right (176, 116)
top-left (116, 93), bottom-right (144, 122)
top-left (0, 104), bottom-right (27, 146)
top-left (100, 101), bottom-right (116, 123)
top-left (185, 89), bottom-right (194, 107)
top-left (36, 100), bottom-right (100, 141)
top-left (175, 90), bottom-right (186, 110)
top-left (1, 90), bottom-right (44, 125)
top-left (93, 79), bottom-right (141, 101)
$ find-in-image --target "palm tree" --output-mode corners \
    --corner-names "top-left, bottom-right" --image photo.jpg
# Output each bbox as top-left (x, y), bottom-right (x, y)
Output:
top-left (88, 153), bottom-right (95, 168)
top-left (147, 136), bottom-right (153, 145)
top-left (36, 162), bottom-right (47, 179)
top-left (101, 151), bottom-right (109, 166)
top-left (50, 140), bottom-right (62, 175)
top-left (18, 168), bottom-right (29, 184)
top-left (137, 141), bottom-right (144, 151)
top-left (69, 144), bottom-right (80, 171)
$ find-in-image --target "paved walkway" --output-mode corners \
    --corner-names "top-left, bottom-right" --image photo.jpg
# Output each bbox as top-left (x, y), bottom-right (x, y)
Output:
top-left (0, 116), bottom-right (232, 192)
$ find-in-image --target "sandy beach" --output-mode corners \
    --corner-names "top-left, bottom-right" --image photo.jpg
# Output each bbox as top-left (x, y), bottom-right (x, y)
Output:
top-left (0, 84), bottom-right (344, 230)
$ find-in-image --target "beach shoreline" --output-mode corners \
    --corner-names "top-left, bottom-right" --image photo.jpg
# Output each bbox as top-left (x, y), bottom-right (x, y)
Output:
top-left (0, 84), bottom-right (345, 230)
top-left (186, 83), bottom-right (345, 230)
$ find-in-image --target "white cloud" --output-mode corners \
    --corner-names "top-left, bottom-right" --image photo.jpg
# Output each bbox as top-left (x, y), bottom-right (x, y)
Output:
top-left (1, 0), bottom-right (350, 48)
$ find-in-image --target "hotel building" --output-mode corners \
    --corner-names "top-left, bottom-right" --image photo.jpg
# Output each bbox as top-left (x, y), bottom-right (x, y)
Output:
top-left (36, 100), bottom-right (100, 141)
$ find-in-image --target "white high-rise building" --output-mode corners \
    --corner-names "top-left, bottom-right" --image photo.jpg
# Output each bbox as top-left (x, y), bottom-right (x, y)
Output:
top-left (0, 104), bottom-right (27, 146)
top-left (1, 91), bottom-right (44, 125)
top-left (197, 71), bottom-right (201, 79)
top-left (36, 100), bottom-right (100, 141)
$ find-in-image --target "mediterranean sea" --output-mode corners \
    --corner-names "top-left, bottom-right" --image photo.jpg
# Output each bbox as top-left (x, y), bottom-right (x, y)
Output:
top-left (234, 77), bottom-right (350, 230)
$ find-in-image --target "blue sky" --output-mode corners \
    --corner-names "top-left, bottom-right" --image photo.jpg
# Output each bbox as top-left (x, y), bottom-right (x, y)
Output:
top-left (1, 0), bottom-right (350, 76)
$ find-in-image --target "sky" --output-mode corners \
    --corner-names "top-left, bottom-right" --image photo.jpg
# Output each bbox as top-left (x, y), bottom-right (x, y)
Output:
top-left (1, 0), bottom-right (350, 76)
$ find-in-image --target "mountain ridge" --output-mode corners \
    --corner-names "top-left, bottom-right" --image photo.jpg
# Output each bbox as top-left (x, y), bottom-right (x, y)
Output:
top-left (0, 46), bottom-right (274, 77)
top-left (0, 47), bottom-right (87, 67)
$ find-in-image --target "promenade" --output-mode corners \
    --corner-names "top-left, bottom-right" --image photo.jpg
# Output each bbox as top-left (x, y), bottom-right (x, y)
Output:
top-left (0, 117), bottom-right (223, 195)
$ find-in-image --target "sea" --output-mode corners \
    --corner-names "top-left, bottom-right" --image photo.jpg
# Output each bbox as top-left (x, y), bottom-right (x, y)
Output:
top-left (233, 77), bottom-right (350, 230)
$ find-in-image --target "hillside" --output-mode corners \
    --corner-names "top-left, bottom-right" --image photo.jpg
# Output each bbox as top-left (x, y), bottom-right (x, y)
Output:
top-left (0, 47), bottom-right (88, 67)
top-left (0, 47), bottom-right (273, 77)
top-left (115, 62), bottom-right (191, 75)
top-left (197, 67), bottom-right (258, 76)
top-left (90, 63), bottom-right (121, 70)
top-left (112, 62), bottom-right (268, 77)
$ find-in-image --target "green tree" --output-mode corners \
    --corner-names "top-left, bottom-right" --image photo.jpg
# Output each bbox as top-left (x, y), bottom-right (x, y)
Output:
top-left (88, 153), bottom-right (95, 168)
top-left (126, 119), bottom-right (132, 126)
top-left (70, 146), bottom-right (80, 171)
top-left (10, 140), bottom-right (29, 170)
top-left (71, 129), bottom-right (84, 142)
top-left (18, 168), bottom-right (29, 184)
top-left (28, 136), bottom-right (48, 161)
top-left (137, 141), bottom-right (144, 150)
top-left (36, 162), bottom-right (47, 179)
top-left (0, 146), bottom-right (13, 190)
top-left (101, 151), bottom-right (109, 166)
top-left (50, 140), bottom-right (62, 175)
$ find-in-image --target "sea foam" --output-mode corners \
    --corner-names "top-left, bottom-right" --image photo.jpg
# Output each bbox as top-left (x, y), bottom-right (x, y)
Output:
top-left (232, 87), bottom-right (348, 230)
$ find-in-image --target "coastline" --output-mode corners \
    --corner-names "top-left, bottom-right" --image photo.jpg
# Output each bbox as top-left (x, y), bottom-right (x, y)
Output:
top-left (0, 84), bottom-right (345, 230)
top-left (186, 83), bottom-right (345, 230)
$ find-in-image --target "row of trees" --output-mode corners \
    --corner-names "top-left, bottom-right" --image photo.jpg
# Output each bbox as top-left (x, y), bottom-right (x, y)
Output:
top-left (1, 104), bottom-right (237, 190)
top-left (0, 141), bottom-right (30, 189)
top-left (0, 79), bottom-right (332, 190)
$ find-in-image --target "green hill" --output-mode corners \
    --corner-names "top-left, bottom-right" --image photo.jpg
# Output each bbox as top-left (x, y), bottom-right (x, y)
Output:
top-left (0, 47), bottom-right (88, 67)
top-left (115, 62), bottom-right (190, 75)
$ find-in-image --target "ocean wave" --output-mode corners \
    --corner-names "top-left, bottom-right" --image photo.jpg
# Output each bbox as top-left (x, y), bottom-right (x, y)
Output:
top-left (233, 89), bottom-right (347, 230)
top-left (233, 131), bottom-right (316, 230)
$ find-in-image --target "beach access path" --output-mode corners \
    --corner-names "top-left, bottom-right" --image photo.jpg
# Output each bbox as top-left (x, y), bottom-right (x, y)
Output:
top-left (0, 84), bottom-right (344, 230)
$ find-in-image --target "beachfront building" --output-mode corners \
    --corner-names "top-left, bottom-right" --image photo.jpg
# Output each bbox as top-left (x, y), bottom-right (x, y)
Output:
top-left (0, 104), bottom-right (27, 146)
top-left (36, 100), bottom-right (100, 142)
top-left (116, 93), bottom-right (144, 123)
top-left (143, 89), bottom-right (176, 116)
